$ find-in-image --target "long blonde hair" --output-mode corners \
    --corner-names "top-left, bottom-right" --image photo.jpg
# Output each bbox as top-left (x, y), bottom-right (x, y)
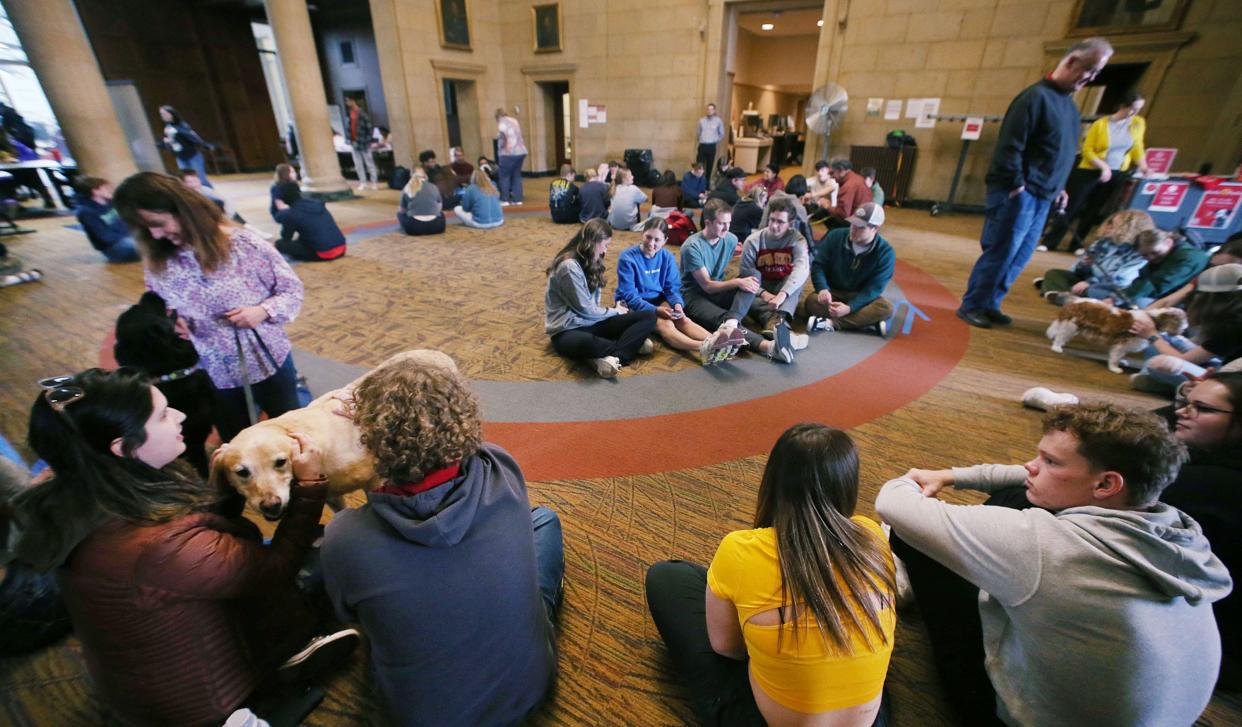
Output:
top-left (403, 168), bottom-right (428, 197)
top-left (609, 168), bottom-right (633, 199)
top-left (1088, 209), bottom-right (1155, 246)
top-left (471, 168), bottom-right (498, 197)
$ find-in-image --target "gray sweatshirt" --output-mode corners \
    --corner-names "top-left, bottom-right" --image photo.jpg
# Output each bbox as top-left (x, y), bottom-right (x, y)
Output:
top-left (738, 227), bottom-right (809, 299)
top-left (544, 258), bottom-right (616, 335)
top-left (876, 465), bottom-right (1231, 727)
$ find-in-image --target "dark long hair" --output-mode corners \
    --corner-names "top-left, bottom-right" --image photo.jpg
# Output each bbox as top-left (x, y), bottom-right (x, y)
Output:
top-left (113, 172), bottom-right (231, 274)
top-left (13, 369), bottom-right (216, 571)
top-left (1187, 289), bottom-right (1242, 344)
top-left (753, 423), bottom-right (895, 653)
top-left (159, 105), bottom-right (182, 125)
top-left (547, 219), bottom-right (612, 292)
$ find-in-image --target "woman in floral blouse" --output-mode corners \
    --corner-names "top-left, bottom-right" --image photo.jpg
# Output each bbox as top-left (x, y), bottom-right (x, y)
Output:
top-left (114, 172), bottom-right (305, 442)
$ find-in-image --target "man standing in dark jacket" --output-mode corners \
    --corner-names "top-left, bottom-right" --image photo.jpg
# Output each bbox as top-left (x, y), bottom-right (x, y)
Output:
top-left (74, 176), bottom-right (139, 263)
top-left (958, 38), bottom-right (1113, 329)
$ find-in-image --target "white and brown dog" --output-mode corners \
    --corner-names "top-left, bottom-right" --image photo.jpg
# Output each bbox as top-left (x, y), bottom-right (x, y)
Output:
top-left (209, 349), bottom-right (458, 520)
top-left (1046, 299), bottom-right (1187, 374)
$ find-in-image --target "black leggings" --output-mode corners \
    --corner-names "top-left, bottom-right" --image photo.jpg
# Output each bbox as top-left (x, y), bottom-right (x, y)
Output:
top-left (550, 311), bottom-right (657, 364)
top-left (398, 213), bottom-right (446, 235)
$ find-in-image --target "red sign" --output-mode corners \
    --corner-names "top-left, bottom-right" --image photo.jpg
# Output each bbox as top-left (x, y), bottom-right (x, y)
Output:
top-left (1145, 148), bottom-right (1177, 175)
top-left (1148, 182), bottom-right (1188, 213)
top-left (1187, 189), bottom-right (1242, 230)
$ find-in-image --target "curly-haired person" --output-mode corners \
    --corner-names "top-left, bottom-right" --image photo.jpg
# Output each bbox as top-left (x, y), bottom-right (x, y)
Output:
top-left (319, 356), bottom-right (564, 727)
top-left (877, 402), bottom-right (1230, 727)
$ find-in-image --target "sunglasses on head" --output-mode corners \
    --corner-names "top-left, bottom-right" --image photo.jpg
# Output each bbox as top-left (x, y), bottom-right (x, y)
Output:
top-left (39, 375), bottom-right (86, 412)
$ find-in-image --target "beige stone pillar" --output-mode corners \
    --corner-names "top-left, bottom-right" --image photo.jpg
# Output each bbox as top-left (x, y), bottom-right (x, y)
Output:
top-left (6, 0), bottom-right (137, 184)
top-left (264, 0), bottom-right (351, 196)
top-left (369, 0), bottom-right (415, 166)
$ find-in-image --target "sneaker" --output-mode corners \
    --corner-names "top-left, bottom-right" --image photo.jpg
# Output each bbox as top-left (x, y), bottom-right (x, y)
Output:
top-left (697, 336), bottom-right (733, 365)
top-left (1129, 372), bottom-right (1169, 394)
top-left (638, 338), bottom-right (655, 355)
top-left (790, 332), bottom-right (809, 350)
top-left (956, 307), bottom-right (992, 328)
top-left (770, 320), bottom-right (794, 363)
top-left (1045, 291), bottom-right (1073, 306)
top-left (984, 309), bottom-right (1012, 325)
top-left (1035, 245), bottom-right (1048, 252)
top-left (592, 356), bottom-right (622, 378)
top-left (1033, 277), bottom-right (1044, 290)
top-left (278, 628), bottom-right (361, 683)
top-left (768, 344), bottom-right (794, 364)
top-left (875, 319), bottom-right (888, 337)
top-left (1074, 248), bottom-right (1086, 257)
top-left (1021, 386), bottom-right (1079, 411)
top-left (500, 201), bottom-right (512, 207)
top-left (723, 326), bottom-right (749, 349)
top-left (807, 315), bottom-right (834, 333)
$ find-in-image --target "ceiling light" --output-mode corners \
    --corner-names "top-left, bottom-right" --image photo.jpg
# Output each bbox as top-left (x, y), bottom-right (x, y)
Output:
top-left (761, 23), bottom-right (774, 30)
top-left (817, 19), bottom-right (824, 27)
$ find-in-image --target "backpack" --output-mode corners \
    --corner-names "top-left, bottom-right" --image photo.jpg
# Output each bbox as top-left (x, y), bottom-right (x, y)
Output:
top-left (665, 209), bottom-right (697, 246)
top-left (389, 165), bottom-right (411, 190)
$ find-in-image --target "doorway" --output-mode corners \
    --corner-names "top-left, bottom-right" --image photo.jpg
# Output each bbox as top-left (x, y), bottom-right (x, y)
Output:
top-left (442, 79), bottom-right (481, 161)
top-left (534, 80), bottom-right (571, 172)
top-left (1078, 63), bottom-right (1150, 116)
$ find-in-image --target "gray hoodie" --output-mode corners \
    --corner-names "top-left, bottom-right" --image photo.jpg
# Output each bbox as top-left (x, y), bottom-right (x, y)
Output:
top-left (321, 444), bottom-right (553, 727)
top-left (876, 465), bottom-right (1231, 727)
top-left (544, 257), bottom-right (616, 335)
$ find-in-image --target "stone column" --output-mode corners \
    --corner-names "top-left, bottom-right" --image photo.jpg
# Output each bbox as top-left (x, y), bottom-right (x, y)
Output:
top-left (6, 0), bottom-right (137, 183)
top-left (264, 0), bottom-right (351, 197)
top-left (369, 0), bottom-right (415, 166)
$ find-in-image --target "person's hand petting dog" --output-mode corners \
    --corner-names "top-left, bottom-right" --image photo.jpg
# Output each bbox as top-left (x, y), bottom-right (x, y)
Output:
top-left (222, 305), bottom-right (269, 329)
top-left (288, 431), bottom-right (324, 483)
top-left (329, 385), bottom-right (356, 420)
top-left (902, 468), bottom-right (955, 498)
top-left (1128, 310), bottom-right (1157, 338)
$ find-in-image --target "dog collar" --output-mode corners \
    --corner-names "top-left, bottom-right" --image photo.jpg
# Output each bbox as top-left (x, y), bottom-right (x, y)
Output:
top-left (156, 365), bottom-right (199, 383)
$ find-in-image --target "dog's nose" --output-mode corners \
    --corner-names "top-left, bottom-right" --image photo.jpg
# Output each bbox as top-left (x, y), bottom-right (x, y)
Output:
top-left (259, 498), bottom-right (285, 520)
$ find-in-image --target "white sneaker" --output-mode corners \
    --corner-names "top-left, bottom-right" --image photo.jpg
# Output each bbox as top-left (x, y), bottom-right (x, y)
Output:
top-left (1074, 248), bottom-right (1086, 257)
top-left (875, 319), bottom-right (888, 337)
top-left (500, 201), bottom-right (511, 207)
top-left (1021, 386), bottom-right (1079, 411)
top-left (807, 315), bottom-right (833, 333)
top-left (790, 332), bottom-right (809, 350)
top-left (278, 627), bottom-right (361, 682)
top-left (592, 356), bottom-right (622, 378)
top-left (768, 344), bottom-right (794, 364)
top-left (1035, 245), bottom-right (1049, 252)
top-left (638, 338), bottom-right (655, 355)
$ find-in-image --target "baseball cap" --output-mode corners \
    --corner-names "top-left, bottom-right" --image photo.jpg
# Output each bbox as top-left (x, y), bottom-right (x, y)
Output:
top-left (848, 202), bottom-right (885, 227)
top-left (1197, 263), bottom-right (1242, 293)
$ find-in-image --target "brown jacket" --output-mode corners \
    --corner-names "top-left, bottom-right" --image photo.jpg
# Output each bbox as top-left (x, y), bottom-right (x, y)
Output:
top-left (58, 482), bottom-right (326, 726)
top-left (826, 170), bottom-right (874, 221)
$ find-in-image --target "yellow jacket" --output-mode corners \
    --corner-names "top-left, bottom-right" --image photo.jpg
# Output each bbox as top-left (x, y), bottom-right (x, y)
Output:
top-left (1079, 115), bottom-right (1146, 172)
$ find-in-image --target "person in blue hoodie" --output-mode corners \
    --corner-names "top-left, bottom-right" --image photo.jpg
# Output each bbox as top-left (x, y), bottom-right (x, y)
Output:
top-left (805, 202), bottom-right (896, 335)
top-left (73, 176), bottom-right (139, 263)
top-left (615, 217), bottom-right (737, 365)
top-left (680, 162), bottom-right (708, 209)
top-left (321, 355), bottom-right (564, 727)
top-left (270, 181), bottom-right (347, 261)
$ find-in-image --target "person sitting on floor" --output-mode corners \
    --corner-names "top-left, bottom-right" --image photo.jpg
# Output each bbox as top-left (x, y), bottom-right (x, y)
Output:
top-left (579, 167), bottom-right (610, 223)
top-left (1038, 209), bottom-right (1155, 304)
top-left (729, 185), bottom-right (766, 245)
top-left (544, 219), bottom-right (658, 378)
top-left (801, 160), bottom-right (839, 223)
top-left (178, 168), bottom-right (243, 224)
top-left (877, 401), bottom-right (1229, 727)
top-left (681, 199), bottom-right (791, 364)
top-left (448, 146), bottom-right (473, 188)
top-left (608, 168), bottom-right (648, 233)
top-left (764, 174), bottom-right (813, 243)
top-left (820, 158), bottom-right (873, 231)
top-left (647, 423), bottom-right (896, 727)
top-left (12, 368), bottom-right (358, 726)
top-left (649, 170), bottom-right (684, 218)
top-left (707, 167), bottom-right (746, 208)
top-left (615, 217), bottom-right (738, 365)
top-left (396, 168), bottom-right (446, 236)
top-left (454, 169), bottom-right (504, 230)
top-left (270, 163), bottom-right (297, 210)
top-left (74, 176), bottom-right (139, 263)
top-left (737, 196), bottom-right (811, 347)
top-left (745, 163), bottom-right (785, 198)
top-left (271, 182), bottom-right (347, 261)
top-left (680, 161), bottom-right (708, 209)
top-left (321, 355), bottom-right (564, 727)
top-left (1117, 229), bottom-right (1209, 308)
top-left (861, 166), bottom-right (884, 207)
top-left (806, 202), bottom-right (896, 336)
top-left (549, 164), bottom-right (581, 224)
top-left (1128, 263), bottom-right (1242, 393)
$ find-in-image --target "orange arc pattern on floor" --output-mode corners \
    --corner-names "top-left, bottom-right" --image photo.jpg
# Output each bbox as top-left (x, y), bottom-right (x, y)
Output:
top-left (485, 259), bottom-right (970, 481)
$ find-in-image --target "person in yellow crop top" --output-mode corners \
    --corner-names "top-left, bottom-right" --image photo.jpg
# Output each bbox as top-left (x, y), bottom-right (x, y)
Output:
top-left (1041, 91), bottom-right (1150, 253)
top-left (646, 423), bottom-right (897, 726)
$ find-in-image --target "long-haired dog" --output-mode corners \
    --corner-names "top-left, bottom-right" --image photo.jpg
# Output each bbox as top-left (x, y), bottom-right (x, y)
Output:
top-left (209, 349), bottom-right (458, 520)
top-left (114, 292), bottom-right (216, 475)
top-left (1046, 298), bottom-right (1187, 373)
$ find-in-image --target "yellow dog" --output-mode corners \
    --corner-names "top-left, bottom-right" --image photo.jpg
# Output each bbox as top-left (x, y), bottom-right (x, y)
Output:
top-left (209, 349), bottom-right (458, 520)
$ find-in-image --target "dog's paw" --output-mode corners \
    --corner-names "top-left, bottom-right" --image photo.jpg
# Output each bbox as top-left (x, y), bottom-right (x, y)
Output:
top-left (1107, 365), bottom-right (1123, 374)
top-left (1050, 344), bottom-right (1064, 354)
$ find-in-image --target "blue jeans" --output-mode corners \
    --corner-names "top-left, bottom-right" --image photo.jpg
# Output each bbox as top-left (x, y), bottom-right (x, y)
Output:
top-left (961, 189), bottom-right (1052, 313)
top-left (212, 353), bottom-right (301, 442)
top-left (102, 235), bottom-right (140, 263)
top-left (531, 506), bottom-right (564, 621)
top-left (182, 152), bottom-right (213, 188)
top-left (498, 154), bottom-right (526, 203)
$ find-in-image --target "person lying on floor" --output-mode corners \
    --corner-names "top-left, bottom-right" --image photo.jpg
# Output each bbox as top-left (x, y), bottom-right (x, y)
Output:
top-left (648, 423), bottom-right (896, 727)
top-left (545, 219), bottom-right (658, 378)
top-left (321, 356), bottom-right (564, 727)
top-left (614, 217), bottom-right (738, 365)
top-left (271, 181), bottom-right (347, 262)
top-left (1037, 209), bottom-right (1155, 304)
top-left (877, 401), bottom-right (1229, 727)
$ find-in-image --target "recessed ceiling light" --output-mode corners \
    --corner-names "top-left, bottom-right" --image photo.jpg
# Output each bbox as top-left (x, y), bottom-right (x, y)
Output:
top-left (817, 19), bottom-right (824, 27)
top-left (761, 23), bottom-right (774, 30)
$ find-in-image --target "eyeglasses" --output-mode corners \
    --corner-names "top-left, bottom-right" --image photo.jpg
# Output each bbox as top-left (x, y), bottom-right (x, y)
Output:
top-left (1174, 396), bottom-right (1234, 418)
top-left (38, 375), bottom-right (86, 412)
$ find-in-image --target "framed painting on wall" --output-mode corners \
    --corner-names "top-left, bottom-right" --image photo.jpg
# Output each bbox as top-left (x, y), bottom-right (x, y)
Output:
top-left (1067, 0), bottom-right (1190, 37)
top-left (436, 0), bottom-right (472, 50)
top-left (532, 3), bottom-right (562, 53)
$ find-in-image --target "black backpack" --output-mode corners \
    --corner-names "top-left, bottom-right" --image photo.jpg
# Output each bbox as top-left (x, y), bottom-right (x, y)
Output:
top-left (389, 165), bottom-right (411, 190)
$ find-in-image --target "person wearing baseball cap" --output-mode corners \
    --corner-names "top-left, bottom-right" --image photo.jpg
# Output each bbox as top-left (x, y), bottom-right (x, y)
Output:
top-left (1129, 262), bottom-right (1242, 394)
top-left (707, 166), bottom-right (748, 207)
top-left (805, 202), bottom-right (896, 336)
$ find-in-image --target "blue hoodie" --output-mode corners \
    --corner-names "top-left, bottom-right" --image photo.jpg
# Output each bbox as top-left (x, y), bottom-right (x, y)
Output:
top-left (75, 198), bottom-right (131, 252)
top-left (681, 171), bottom-right (707, 202)
top-left (615, 244), bottom-right (683, 311)
top-left (321, 444), bottom-right (553, 727)
top-left (272, 198), bottom-right (346, 257)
